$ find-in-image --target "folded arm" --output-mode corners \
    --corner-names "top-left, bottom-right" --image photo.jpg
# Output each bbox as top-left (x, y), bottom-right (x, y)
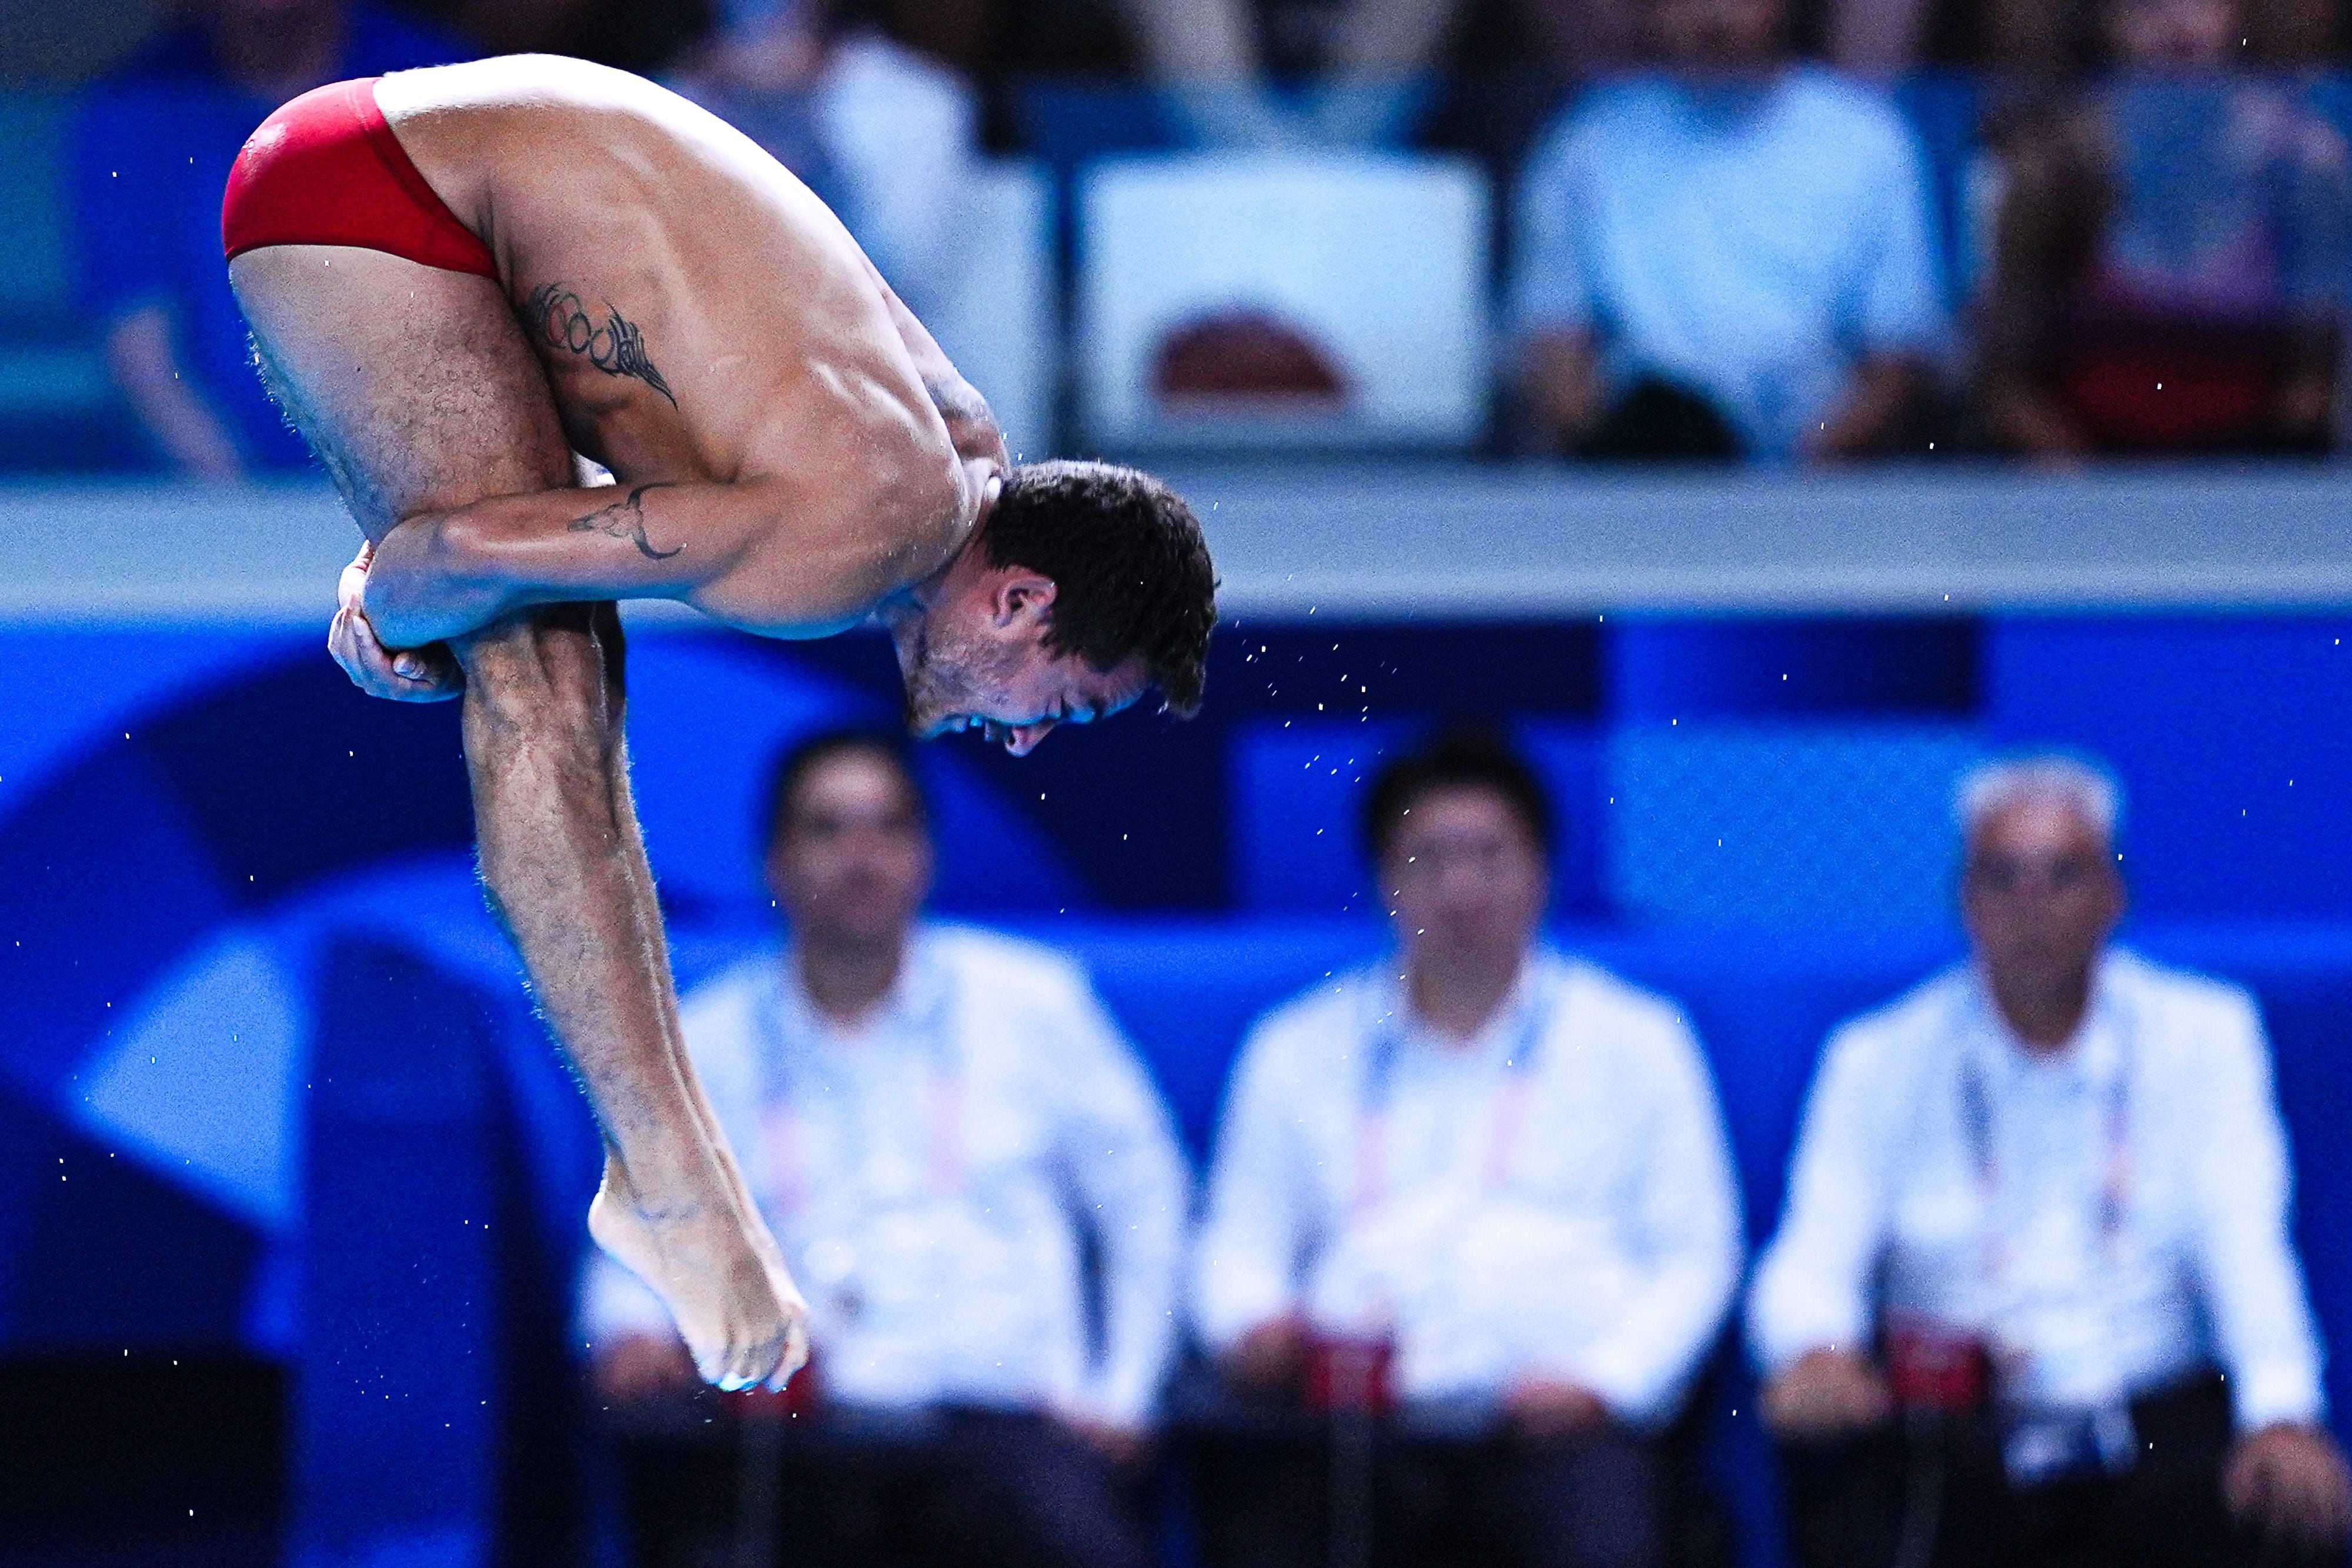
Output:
top-left (362, 476), bottom-right (784, 648)
top-left (359, 279), bottom-right (995, 653)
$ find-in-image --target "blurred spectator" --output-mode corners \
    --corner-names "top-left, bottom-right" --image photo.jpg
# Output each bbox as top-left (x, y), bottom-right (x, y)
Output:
top-left (1189, 730), bottom-right (1742, 1568)
top-left (1749, 755), bottom-right (2352, 1568)
top-left (1514, 0), bottom-right (1655, 78)
top-left (71, 0), bottom-right (469, 479)
top-left (1116, 0), bottom-right (1465, 146)
top-left (1973, 0), bottom-right (2352, 459)
top-left (1832, 0), bottom-right (2095, 75)
top-left (1835, 0), bottom-right (2348, 73)
top-left (581, 730), bottom-right (1186, 1568)
top-left (1843, 0), bottom-right (2351, 72)
top-left (670, 2), bottom-right (982, 317)
top-left (1511, 0), bottom-right (1947, 462)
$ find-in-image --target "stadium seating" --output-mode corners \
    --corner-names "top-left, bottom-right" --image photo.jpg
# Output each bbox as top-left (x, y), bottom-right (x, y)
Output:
top-left (1077, 152), bottom-right (1490, 450)
top-left (0, 92), bottom-right (131, 472)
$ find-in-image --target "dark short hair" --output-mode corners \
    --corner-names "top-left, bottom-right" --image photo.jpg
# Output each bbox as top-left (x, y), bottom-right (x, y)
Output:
top-left (761, 727), bottom-right (928, 850)
top-left (1362, 727), bottom-right (1553, 862)
top-left (982, 460), bottom-right (1218, 717)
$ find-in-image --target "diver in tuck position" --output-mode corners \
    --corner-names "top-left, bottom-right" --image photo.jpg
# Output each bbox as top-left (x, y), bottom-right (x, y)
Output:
top-left (222, 52), bottom-right (1217, 1391)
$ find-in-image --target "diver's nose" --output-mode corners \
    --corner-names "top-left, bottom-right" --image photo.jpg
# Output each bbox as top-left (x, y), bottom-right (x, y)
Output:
top-left (1004, 720), bottom-right (1056, 756)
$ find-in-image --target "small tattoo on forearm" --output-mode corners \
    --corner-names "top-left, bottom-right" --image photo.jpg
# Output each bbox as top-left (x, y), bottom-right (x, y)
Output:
top-left (526, 283), bottom-right (678, 406)
top-left (570, 482), bottom-right (683, 560)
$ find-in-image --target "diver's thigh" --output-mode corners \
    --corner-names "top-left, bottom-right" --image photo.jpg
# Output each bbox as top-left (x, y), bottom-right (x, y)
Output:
top-left (230, 243), bottom-right (572, 539)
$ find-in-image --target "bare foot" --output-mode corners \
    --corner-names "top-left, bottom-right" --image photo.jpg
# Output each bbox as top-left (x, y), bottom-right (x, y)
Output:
top-left (693, 1117), bottom-right (809, 1385)
top-left (587, 1154), bottom-right (810, 1391)
top-left (666, 1047), bottom-right (810, 1389)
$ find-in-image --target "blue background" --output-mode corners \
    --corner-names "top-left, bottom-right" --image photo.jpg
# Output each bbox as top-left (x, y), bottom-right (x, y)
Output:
top-left (3, 610), bottom-right (2349, 1566)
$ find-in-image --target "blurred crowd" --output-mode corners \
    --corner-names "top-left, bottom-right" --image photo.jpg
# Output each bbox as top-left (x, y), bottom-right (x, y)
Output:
top-left (48, 0), bottom-right (2352, 472)
top-left (584, 726), bottom-right (2350, 1568)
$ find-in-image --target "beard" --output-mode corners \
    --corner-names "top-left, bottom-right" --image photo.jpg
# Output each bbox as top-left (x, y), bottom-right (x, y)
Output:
top-left (901, 616), bottom-right (1026, 736)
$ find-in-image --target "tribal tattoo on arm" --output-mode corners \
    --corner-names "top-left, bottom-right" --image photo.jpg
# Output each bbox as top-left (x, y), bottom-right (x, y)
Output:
top-left (525, 284), bottom-right (678, 407)
top-left (569, 482), bottom-right (683, 561)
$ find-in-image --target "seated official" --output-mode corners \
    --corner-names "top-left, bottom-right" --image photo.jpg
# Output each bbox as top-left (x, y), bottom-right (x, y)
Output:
top-left (581, 729), bottom-right (1189, 1568)
top-left (1189, 730), bottom-right (1743, 1568)
top-left (1749, 755), bottom-right (2352, 1568)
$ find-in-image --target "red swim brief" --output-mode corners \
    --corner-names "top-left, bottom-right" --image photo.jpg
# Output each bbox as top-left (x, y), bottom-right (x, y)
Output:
top-left (222, 76), bottom-right (497, 279)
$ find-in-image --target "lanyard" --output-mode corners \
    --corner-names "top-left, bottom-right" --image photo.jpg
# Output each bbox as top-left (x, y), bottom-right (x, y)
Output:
top-left (754, 955), bottom-right (964, 1216)
top-left (1956, 990), bottom-right (2136, 1276)
top-left (1349, 963), bottom-right (1555, 1213)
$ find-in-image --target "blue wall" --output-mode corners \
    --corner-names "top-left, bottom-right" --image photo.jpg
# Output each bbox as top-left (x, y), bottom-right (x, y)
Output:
top-left (3, 610), bottom-right (2351, 1565)
top-left (5, 609), bottom-right (2350, 1336)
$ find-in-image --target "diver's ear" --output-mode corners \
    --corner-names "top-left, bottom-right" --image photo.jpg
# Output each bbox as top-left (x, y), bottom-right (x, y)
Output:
top-left (987, 570), bottom-right (1057, 629)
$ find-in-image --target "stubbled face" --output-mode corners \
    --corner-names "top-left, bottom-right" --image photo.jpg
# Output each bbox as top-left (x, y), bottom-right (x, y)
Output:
top-left (2107, 0), bottom-right (2237, 65)
top-left (767, 751), bottom-right (933, 948)
top-left (1653, 0), bottom-right (1787, 71)
top-left (898, 598), bottom-right (1150, 757)
top-left (1960, 796), bottom-right (2124, 1001)
top-left (1380, 786), bottom-right (1551, 968)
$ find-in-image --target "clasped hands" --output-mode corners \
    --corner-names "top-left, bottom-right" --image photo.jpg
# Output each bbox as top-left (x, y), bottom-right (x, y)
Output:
top-left (329, 541), bottom-right (463, 701)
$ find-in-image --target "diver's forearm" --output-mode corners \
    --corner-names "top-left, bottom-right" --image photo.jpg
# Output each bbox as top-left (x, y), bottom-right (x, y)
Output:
top-left (365, 483), bottom-right (670, 647)
top-left (367, 479), bottom-right (750, 647)
top-left (366, 506), bottom-right (526, 647)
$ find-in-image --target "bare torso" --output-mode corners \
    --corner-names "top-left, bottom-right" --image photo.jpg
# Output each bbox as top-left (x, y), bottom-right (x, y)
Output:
top-left (374, 55), bottom-right (989, 636)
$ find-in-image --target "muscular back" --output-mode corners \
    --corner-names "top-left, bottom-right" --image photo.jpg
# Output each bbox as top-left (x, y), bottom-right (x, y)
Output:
top-left (374, 56), bottom-right (980, 633)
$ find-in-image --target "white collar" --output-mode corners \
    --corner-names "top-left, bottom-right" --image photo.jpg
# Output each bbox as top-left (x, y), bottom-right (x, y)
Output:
top-left (1376, 944), bottom-right (1556, 1062)
top-left (771, 927), bottom-right (947, 1049)
top-left (1964, 950), bottom-right (2126, 1085)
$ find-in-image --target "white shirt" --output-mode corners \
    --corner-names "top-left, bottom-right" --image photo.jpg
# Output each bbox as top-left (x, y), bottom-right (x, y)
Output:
top-left (1749, 949), bottom-right (2326, 1429)
top-left (1511, 68), bottom-right (1947, 459)
top-left (579, 925), bottom-right (1191, 1427)
top-left (1191, 949), bottom-right (1743, 1427)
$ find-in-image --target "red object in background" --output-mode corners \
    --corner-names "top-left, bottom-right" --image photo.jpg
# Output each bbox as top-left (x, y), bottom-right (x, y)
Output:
top-left (1884, 1319), bottom-right (1992, 1415)
top-left (2052, 300), bottom-right (2306, 453)
top-left (1303, 1333), bottom-right (1396, 1416)
top-left (1152, 309), bottom-right (1351, 407)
